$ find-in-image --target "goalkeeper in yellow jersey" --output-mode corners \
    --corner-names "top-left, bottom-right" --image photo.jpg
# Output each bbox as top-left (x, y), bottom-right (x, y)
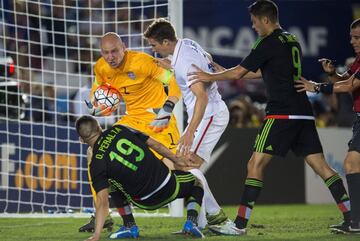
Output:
top-left (79, 32), bottom-right (182, 233)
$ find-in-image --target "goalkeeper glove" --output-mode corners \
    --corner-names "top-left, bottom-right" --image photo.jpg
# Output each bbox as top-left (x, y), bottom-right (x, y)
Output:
top-left (84, 100), bottom-right (112, 116)
top-left (149, 100), bottom-right (175, 132)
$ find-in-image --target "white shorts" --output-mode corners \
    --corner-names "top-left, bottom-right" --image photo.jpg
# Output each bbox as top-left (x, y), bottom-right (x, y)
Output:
top-left (187, 103), bottom-right (229, 162)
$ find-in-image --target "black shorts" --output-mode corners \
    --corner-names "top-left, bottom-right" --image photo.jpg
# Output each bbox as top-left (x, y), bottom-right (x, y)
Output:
top-left (111, 170), bottom-right (196, 211)
top-left (253, 118), bottom-right (323, 157)
top-left (348, 115), bottom-right (360, 153)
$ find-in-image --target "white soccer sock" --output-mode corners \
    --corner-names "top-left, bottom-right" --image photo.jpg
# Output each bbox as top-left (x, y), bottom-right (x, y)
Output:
top-left (189, 169), bottom-right (221, 216)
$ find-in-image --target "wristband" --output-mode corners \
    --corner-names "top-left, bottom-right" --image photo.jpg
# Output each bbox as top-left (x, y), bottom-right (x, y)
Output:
top-left (319, 83), bottom-right (334, 94)
top-left (163, 100), bottom-right (175, 112)
top-left (355, 71), bottom-right (360, 80)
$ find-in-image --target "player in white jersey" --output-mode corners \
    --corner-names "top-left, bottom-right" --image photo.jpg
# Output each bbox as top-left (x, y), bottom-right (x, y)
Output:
top-left (171, 38), bottom-right (229, 162)
top-left (144, 18), bottom-right (232, 230)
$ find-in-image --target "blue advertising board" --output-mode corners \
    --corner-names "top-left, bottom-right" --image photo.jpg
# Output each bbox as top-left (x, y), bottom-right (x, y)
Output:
top-left (0, 122), bottom-right (92, 213)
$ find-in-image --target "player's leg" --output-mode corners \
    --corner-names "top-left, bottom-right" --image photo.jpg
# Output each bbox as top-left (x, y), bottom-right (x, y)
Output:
top-left (187, 168), bottom-right (227, 227)
top-left (299, 121), bottom-right (351, 231)
top-left (79, 146), bottom-right (114, 233)
top-left (235, 152), bottom-right (271, 228)
top-left (108, 191), bottom-right (139, 239)
top-left (344, 120), bottom-right (360, 233)
top-left (344, 153), bottom-right (360, 233)
top-left (208, 152), bottom-right (271, 236)
top-left (305, 153), bottom-right (352, 231)
top-left (329, 151), bottom-right (360, 234)
top-left (188, 108), bottom-right (230, 227)
top-left (210, 118), bottom-right (293, 235)
top-left (174, 170), bottom-right (205, 238)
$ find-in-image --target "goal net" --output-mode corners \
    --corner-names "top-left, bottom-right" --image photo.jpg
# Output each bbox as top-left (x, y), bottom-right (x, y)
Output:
top-left (0, 0), bottom-right (183, 217)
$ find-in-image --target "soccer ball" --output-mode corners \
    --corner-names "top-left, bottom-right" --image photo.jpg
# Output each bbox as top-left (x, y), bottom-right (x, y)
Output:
top-left (93, 84), bottom-right (121, 115)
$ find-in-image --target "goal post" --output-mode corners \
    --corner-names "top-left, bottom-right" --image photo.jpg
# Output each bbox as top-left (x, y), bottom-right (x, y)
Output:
top-left (168, 0), bottom-right (184, 218)
top-left (0, 0), bottom-right (183, 217)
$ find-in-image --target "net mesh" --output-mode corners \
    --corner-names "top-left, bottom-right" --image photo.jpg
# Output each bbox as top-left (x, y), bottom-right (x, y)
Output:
top-left (0, 0), bottom-right (178, 216)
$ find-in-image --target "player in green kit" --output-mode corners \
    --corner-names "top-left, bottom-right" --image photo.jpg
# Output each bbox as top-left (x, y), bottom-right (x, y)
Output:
top-left (76, 115), bottom-right (205, 240)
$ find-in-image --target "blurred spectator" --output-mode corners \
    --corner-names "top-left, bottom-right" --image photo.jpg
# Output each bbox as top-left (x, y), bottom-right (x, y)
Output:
top-left (42, 0), bottom-right (76, 57)
top-left (228, 95), bottom-right (264, 128)
top-left (30, 83), bottom-right (54, 122)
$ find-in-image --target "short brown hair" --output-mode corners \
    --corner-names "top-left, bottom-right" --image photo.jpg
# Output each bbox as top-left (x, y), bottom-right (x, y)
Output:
top-left (144, 18), bottom-right (177, 42)
top-left (351, 18), bottom-right (360, 29)
top-left (248, 0), bottom-right (279, 23)
top-left (75, 115), bottom-right (101, 143)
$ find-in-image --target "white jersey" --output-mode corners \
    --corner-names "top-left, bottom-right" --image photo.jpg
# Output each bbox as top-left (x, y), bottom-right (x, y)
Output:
top-left (171, 38), bottom-right (226, 120)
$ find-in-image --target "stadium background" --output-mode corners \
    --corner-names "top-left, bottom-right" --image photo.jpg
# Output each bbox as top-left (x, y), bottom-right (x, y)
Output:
top-left (0, 0), bottom-right (358, 213)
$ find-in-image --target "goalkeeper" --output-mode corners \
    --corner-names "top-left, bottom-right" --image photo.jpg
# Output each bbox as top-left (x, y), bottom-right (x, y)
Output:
top-left (76, 115), bottom-right (205, 241)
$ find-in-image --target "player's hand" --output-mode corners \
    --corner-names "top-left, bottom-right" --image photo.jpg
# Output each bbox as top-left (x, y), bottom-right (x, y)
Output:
top-left (318, 58), bottom-right (336, 75)
top-left (174, 154), bottom-right (201, 169)
top-left (84, 100), bottom-right (112, 116)
top-left (210, 61), bottom-right (225, 72)
top-left (84, 235), bottom-right (99, 241)
top-left (154, 58), bottom-right (172, 70)
top-left (177, 131), bottom-right (194, 156)
top-left (187, 64), bottom-right (214, 84)
top-left (149, 100), bottom-right (175, 132)
top-left (294, 77), bottom-right (318, 93)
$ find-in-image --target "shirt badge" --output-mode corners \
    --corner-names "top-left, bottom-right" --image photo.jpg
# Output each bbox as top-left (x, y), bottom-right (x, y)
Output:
top-left (127, 72), bottom-right (136, 80)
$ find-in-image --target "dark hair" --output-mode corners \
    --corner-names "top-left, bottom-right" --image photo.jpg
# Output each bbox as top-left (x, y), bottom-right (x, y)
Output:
top-left (248, 0), bottom-right (279, 23)
top-left (351, 18), bottom-right (360, 29)
top-left (75, 115), bottom-right (100, 141)
top-left (143, 18), bottom-right (177, 43)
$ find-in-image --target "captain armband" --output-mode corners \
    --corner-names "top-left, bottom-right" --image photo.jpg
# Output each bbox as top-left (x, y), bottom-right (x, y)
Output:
top-left (314, 83), bottom-right (334, 94)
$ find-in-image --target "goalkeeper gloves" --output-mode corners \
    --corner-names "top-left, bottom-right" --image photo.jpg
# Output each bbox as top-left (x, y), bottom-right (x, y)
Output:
top-left (84, 100), bottom-right (112, 116)
top-left (149, 100), bottom-right (175, 132)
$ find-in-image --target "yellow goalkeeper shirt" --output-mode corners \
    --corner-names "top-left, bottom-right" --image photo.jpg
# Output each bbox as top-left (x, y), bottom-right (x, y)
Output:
top-left (91, 50), bottom-right (181, 123)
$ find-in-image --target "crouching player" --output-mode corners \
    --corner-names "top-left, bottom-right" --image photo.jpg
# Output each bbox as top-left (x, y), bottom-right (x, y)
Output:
top-left (76, 115), bottom-right (205, 240)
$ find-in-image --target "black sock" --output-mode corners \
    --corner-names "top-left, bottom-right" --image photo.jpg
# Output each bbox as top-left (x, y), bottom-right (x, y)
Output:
top-left (187, 209), bottom-right (199, 224)
top-left (122, 214), bottom-right (136, 228)
top-left (234, 178), bottom-right (263, 229)
top-left (346, 173), bottom-right (360, 226)
top-left (186, 185), bottom-right (204, 225)
top-left (325, 174), bottom-right (351, 223)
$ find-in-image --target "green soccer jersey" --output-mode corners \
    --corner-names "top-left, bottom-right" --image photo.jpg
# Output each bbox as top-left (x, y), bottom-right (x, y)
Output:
top-left (90, 125), bottom-right (169, 200)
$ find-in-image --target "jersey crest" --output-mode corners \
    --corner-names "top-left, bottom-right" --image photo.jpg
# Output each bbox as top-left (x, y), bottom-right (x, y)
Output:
top-left (127, 71), bottom-right (136, 80)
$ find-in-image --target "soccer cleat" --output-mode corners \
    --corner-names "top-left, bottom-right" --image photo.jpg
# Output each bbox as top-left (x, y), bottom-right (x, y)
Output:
top-left (109, 225), bottom-right (140, 239)
top-left (78, 215), bottom-right (114, 232)
top-left (328, 220), bottom-right (350, 230)
top-left (208, 220), bottom-right (246, 236)
top-left (331, 221), bottom-right (360, 235)
top-left (182, 220), bottom-right (205, 238)
top-left (206, 209), bottom-right (228, 225)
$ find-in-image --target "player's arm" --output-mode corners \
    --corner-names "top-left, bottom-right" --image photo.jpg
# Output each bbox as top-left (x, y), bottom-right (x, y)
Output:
top-left (149, 58), bottom-right (181, 132)
top-left (86, 188), bottom-right (109, 241)
top-left (187, 64), bottom-right (250, 83)
top-left (318, 58), bottom-right (349, 82)
top-left (243, 69), bottom-right (262, 79)
top-left (295, 72), bottom-right (360, 94)
top-left (145, 137), bottom-right (190, 167)
top-left (177, 82), bottom-right (208, 156)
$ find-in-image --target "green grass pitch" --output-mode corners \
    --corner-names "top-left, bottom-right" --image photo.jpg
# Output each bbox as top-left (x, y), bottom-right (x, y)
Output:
top-left (0, 204), bottom-right (358, 241)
